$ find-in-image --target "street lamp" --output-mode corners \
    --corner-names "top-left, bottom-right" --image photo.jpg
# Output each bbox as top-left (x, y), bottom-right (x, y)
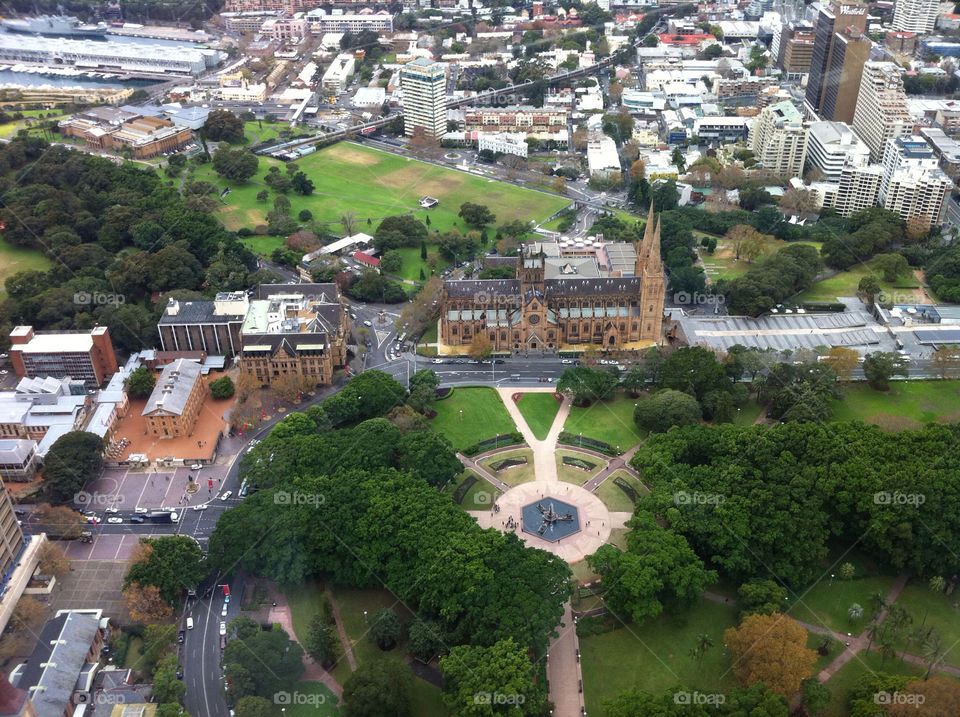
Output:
top-left (459, 409), bottom-right (463, 423)
top-left (579, 431), bottom-right (582, 447)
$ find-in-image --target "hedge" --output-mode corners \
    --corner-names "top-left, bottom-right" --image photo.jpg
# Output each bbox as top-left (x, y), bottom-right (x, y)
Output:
top-left (800, 302), bottom-right (846, 312)
top-left (462, 432), bottom-right (525, 456)
top-left (557, 431), bottom-right (621, 456)
top-left (613, 476), bottom-right (639, 504)
top-left (562, 456), bottom-right (597, 471)
top-left (453, 473), bottom-right (479, 504)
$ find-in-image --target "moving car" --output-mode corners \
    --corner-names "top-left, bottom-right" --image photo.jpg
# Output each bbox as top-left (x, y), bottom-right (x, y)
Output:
top-left (134, 507), bottom-right (148, 514)
top-left (130, 516), bottom-right (145, 523)
top-left (187, 617), bottom-right (194, 630)
top-left (106, 517), bottom-right (123, 524)
top-left (193, 504), bottom-right (208, 511)
top-left (221, 605), bottom-right (227, 617)
top-left (221, 491), bottom-right (233, 500)
top-left (219, 621), bottom-right (226, 636)
top-left (178, 631), bottom-right (185, 644)
top-left (104, 508), bottom-right (119, 514)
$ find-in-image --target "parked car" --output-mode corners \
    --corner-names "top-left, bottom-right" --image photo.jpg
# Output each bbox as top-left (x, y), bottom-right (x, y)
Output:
top-left (191, 464), bottom-right (203, 471)
top-left (220, 636), bottom-right (226, 650)
top-left (178, 631), bottom-right (185, 644)
top-left (106, 517), bottom-right (123, 524)
top-left (561, 359), bottom-right (574, 364)
top-left (219, 622), bottom-right (226, 636)
top-left (176, 666), bottom-right (183, 680)
top-left (130, 515), bottom-right (145, 523)
top-left (221, 605), bottom-right (228, 617)
top-left (220, 491), bottom-right (233, 500)
top-left (432, 359), bottom-right (443, 364)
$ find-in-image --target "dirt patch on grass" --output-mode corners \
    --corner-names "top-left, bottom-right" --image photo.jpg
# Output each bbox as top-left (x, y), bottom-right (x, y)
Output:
top-left (322, 143), bottom-right (381, 166)
top-left (377, 164), bottom-right (456, 196)
top-left (868, 414), bottom-right (923, 432)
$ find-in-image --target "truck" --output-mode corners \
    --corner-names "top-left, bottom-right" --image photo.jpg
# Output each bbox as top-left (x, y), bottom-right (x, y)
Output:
top-left (147, 511), bottom-right (176, 523)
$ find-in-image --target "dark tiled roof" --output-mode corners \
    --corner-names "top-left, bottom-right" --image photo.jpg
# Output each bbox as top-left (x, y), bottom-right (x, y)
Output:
top-left (158, 300), bottom-right (244, 326)
top-left (0, 670), bottom-right (28, 717)
top-left (481, 256), bottom-right (520, 268)
top-left (444, 279), bottom-right (521, 298)
top-left (241, 335), bottom-right (329, 356)
top-left (546, 277), bottom-right (645, 295)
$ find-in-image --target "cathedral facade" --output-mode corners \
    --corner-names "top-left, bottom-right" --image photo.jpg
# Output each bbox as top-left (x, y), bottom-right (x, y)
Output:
top-left (439, 208), bottom-right (666, 353)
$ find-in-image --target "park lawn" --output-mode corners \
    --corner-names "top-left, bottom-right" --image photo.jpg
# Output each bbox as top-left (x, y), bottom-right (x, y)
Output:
top-left (196, 142), bottom-right (569, 233)
top-left (241, 234), bottom-right (287, 257)
top-left (888, 583), bottom-right (960, 668)
top-left (540, 215), bottom-right (569, 231)
top-left (451, 470), bottom-right (500, 510)
top-left (429, 386), bottom-right (516, 451)
top-left (283, 577), bottom-right (328, 645)
top-left (420, 319), bottom-right (438, 344)
top-left (563, 393), bottom-right (645, 451)
top-left (479, 448), bottom-right (536, 486)
top-left (284, 681), bottom-right (341, 716)
top-left (596, 470), bottom-right (647, 512)
top-left (0, 237), bottom-right (52, 289)
top-left (243, 120), bottom-right (288, 145)
top-left (787, 575), bottom-right (897, 636)
top-left (829, 380), bottom-right (960, 431)
top-left (821, 649), bottom-right (927, 717)
top-left (580, 598), bottom-right (739, 712)
top-left (732, 399), bottom-right (764, 425)
top-left (389, 244), bottom-right (450, 282)
top-left (795, 257), bottom-right (924, 304)
top-left (410, 679), bottom-right (449, 717)
top-left (515, 392), bottom-right (562, 439)
top-left (700, 236), bottom-right (823, 282)
top-left (809, 631), bottom-right (844, 673)
top-left (555, 448), bottom-right (606, 485)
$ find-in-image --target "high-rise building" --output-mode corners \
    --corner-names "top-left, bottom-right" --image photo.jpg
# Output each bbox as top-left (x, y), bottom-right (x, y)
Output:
top-left (832, 163), bottom-right (883, 216)
top-left (879, 136), bottom-right (953, 228)
top-left (819, 27), bottom-right (871, 123)
top-left (806, 121), bottom-right (871, 181)
top-left (851, 62), bottom-right (912, 162)
top-left (804, 1), bottom-right (869, 120)
top-left (775, 21), bottom-right (815, 81)
top-left (9, 326), bottom-right (118, 388)
top-left (749, 100), bottom-right (809, 177)
top-left (401, 57), bottom-right (447, 139)
top-left (892, 0), bottom-right (938, 34)
top-left (0, 484), bottom-right (24, 580)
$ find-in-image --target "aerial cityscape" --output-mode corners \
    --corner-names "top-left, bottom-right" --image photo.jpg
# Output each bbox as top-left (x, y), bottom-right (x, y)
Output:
top-left (0, 0), bottom-right (958, 714)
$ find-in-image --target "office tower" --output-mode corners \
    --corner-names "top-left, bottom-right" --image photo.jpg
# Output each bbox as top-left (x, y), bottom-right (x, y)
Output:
top-left (782, 25), bottom-right (816, 80)
top-left (401, 57), bottom-right (447, 139)
top-left (851, 62), bottom-right (912, 162)
top-left (819, 26), bottom-right (871, 123)
top-left (806, 121), bottom-right (871, 181)
top-left (804, 0), bottom-right (868, 120)
top-left (749, 100), bottom-right (809, 177)
top-left (892, 0), bottom-right (938, 34)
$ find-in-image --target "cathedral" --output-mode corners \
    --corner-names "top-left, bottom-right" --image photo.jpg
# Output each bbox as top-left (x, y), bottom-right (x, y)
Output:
top-left (439, 207), bottom-right (666, 354)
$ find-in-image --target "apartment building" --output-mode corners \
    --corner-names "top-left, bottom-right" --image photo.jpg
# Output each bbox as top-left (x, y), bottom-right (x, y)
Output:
top-left (462, 106), bottom-right (568, 134)
top-left (478, 132), bottom-right (528, 158)
top-left (0, 440), bottom-right (39, 483)
top-left (831, 163), bottom-right (884, 215)
top-left (321, 54), bottom-right (355, 95)
top-left (9, 326), bottom-right (117, 388)
top-left (260, 17), bottom-right (308, 39)
top-left (879, 136), bottom-right (952, 228)
top-left (749, 100), bottom-right (808, 178)
top-left (852, 62), bottom-right (912, 162)
top-left (401, 57), bottom-right (447, 138)
top-left (892, 0), bottom-right (938, 34)
top-left (806, 121), bottom-right (871, 181)
top-left (305, 9), bottom-right (393, 34)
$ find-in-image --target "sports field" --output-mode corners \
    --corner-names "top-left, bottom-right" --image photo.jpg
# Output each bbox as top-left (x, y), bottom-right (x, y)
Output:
top-left (195, 142), bottom-right (569, 233)
top-left (0, 237), bottom-right (52, 288)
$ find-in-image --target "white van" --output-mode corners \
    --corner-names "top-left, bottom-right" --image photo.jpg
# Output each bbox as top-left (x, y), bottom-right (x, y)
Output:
top-left (186, 617), bottom-right (194, 630)
top-left (170, 512), bottom-right (179, 523)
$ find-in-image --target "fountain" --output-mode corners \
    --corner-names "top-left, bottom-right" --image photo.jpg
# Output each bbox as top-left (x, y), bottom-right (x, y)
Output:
top-left (521, 497), bottom-right (581, 542)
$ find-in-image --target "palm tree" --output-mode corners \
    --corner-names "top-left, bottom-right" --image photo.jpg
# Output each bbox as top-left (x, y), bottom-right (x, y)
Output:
top-left (886, 605), bottom-right (912, 636)
top-left (848, 603), bottom-right (863, 622)
top-left (695, 633), bottom-right (713, 660)
top-left (922, 630), bottom-right (945, 680)
top-left (929, 576), bottom-right (947, 594)
top-left (868, 591), bottom-right (888, 620)
top-left (865, 620), bottom-right (882, 653)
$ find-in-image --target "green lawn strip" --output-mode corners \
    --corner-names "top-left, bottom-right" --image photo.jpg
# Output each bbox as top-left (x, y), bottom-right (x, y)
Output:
top-left (241, 234), bottom-right (287, 257)
top-left (787, 575), bottom-right (896, 636)
top-left (478, 448), bottom-right (536, 486)
top-left (888, 583), bottom-right (960, 668)
top-left (450, 470), bottom-right (500, 510)
top-left (563, 393), bottom-right (644, 451)
top-left (120, 636), bottom-right (146, 670)
top-left (732, 399), bottom-right (764, 425)
top-left (0, 237), bottom-right (52, 289)
top-left (196, 142), bottom-right (568, 233)
top-left (420, 320), bottom-right (438, 344)
top-left (699, 234), bottom-right (806, 282)
top-left (796, 256), bottom-right (921, 304)
top-left (428, 387), bottom-right (515, 451)
top-left (283, 681), bottom-right (341, 716)
top-left (389, 244), bottom-right (450, 282)
top-left (580, 598), bottom-right (738, 712)
top-left (555, 448), bottom-right (606, 485)
top-left (409, 678), bottom-right (449, 717)
top-left (821, 649), bottom-right (926, 717)
top-left (515, 392), bottom-right (561, 440)
top-left (829, 381), bottom-right (960, 430)
top-left (284, 577), bottom-right (328, 645)
top-left (596, 470), bottom-right (647, 512)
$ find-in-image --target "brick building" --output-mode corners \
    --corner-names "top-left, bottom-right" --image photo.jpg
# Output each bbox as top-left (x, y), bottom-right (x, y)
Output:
top-left (462, 106), bottom-right (568, 134)
top-left (9, 326), bottom-right (117, 388)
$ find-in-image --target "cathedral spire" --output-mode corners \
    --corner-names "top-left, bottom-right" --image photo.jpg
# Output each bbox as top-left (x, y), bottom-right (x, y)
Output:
top-left (645, 216), bottom-right (662, 277)
top-left (636, 203), bottom-right (657, 276)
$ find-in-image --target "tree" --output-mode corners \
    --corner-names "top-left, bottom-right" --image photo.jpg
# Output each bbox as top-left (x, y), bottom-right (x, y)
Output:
top-left (737, 579), bottom-right (787, 619)
top-left (862, 351), bottom-right (909, 390)
top-left (458, 202), bottom-right (497, 228)
top-left (222, 623), bottom-right (304, 701)
top-left (725, 224), bottom-right (769, 263)
top-left (291, 171), bottom-right (315, 195)
top-left (408, 617), bottom-right (446, 662)
top-left (629, 158), bottom-right (647, 181)
top-left (153, 653), bottom-right (186, 704)
top-left (396, 431), bottom-right (461, 488)
top-left (212, 147), bottom-right (259, 182)
top-left (717, 165), bottom-right (746, 190)
top-left (273, 195), bottom-right (291, 215)
top-left (551, 176), bottom-right (567, 195)
top-left (849, 603), bottom-right (864, 622)
top-left (341, 212), bottom-right (358, 237)
top-left (588, 512), bottom-right (716, 624)
top-left (557, 365), bottom-right (619, 405)
top-left (407, 369), bottom-right (440, 413)
top-left (256, 189), bottom-right (269, 202)
top-left (203, 110), bottom-right (244, 143)
top-left (32, 504), bottom-right (84, 540)
top-left (303, 613), bottom-right (339, 666)
top-left (858, 274), bottom-right (881, 302)
top-left (125, 366), bottom-right (156, 399)
top-left (10, 596), bottom-right (45, 632)
top-left (671, 146), bottom-right (686, 174)
top-left (779, 187), bottom-right (818, 216)
top-left (368, 608), bottom-right (402, 650)
top-left (724, 613), bottom-right (816, 698)
top-left (210, 376), bottom-right (236, 399)
top-left (342, 659), bottom-right (413, 717)
top-left (42, 431), bottom-right (104, 502)
top-left (37, 542), bottom-right (70, 576)
top-left (659, 346), bottom-right (730, 402)
top-left (633, 390), bottom-right (702, 432)
top-left (468, 333), bottom-right (493, 359)
top-left (886, 677), bottom-right (960, 715)
top-left (873, 253), bottom-right (910, 282)
top-left (440, 638), bottom-right (545, 717)
top-left (233, 696), bottom-right (275, 717)
top-left (689, 633), bottom-right (713, 662)
top-left (122, 583), bottom-right (174, 624)
top-left (821, 347), bottom-right (859, 382)
top-left (380, 249), bottom-right (402, 274)
top-left (123, 536), bottom-right (206, 605)
top-left (801, 679), bottom-right (832, 715)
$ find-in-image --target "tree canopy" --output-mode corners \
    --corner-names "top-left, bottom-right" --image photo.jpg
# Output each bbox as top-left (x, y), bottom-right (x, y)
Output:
top-left (42, 431), bottom-right (104, 502)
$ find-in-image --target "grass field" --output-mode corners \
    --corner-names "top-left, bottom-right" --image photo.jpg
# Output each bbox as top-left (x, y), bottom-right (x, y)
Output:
top-left (580, 598), bottom-right (739, 713)
top-left (515, 392), bottom-right (562, 439)
top-left (829, 381), bottom-right (960, 431)
top-left (0, 237), bottom-right (52, 289)
top-left (241, 234), bottom-right (287, 257)
top-left (429, 387), bottom-right (516, 451)
top-left (787, 575), bottom-right (897, 636)
top-left (889, 583), bottom-right (960, 668)
top-left (563, 393), bottom-right (645, 451)
top-left (196, 142), bottom-right (569, 233)
top-left (596, 470), bottom-right (647, 512)
top-left (242, 120), bottom-right (288, 145)
top-left (478, 448), bottom-right (536, 486)
top-left (555, 448), bottom-right (606, 485)
top-left (701, 236), bottom-right (822, 282)
top-left (284, 681), bottom-right (341, 716)
top-left (284, 577), bottom-right (328, 645)
top-left (821, 650), bottom-right (926, 717)
top-left (796, 258), bottom-right (927, 304)
top-left (388, 244), bottom-right (450, 282)
top-left (451, 470), bottom-right (500, 509)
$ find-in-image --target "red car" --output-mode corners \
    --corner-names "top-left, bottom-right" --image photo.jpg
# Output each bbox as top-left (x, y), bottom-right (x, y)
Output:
top-left (220, 636), bottom-right (226, 650)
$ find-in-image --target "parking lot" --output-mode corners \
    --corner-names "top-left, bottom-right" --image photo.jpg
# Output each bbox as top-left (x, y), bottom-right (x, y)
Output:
top-left (82, 464), bottom-right (230, 512)
top-left (47, 555), bottom-right (134, 622)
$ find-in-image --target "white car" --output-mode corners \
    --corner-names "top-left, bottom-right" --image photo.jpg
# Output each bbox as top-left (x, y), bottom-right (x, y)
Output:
top-left (221, 605), bottom-right (228, 617)
top-left (432, 359), bottom-right (443, 364)
top-left (219, 621), bottom-right (227, 636)
top-left (220, 491), bottom-right (233, 500)
top-left (134, 507), bottom-right (148, 514)
top-left (363, 320), bottom-right (372, 327)
top-left (191, 464), bottom-right (203, 471)
top-left (106, 517), bottom-right (123, 524)
top-left (193, 504), bottom-right (208, 511)
top-left (561, 359), bottom-right (574, 364)
top-left (104, 508), bottom-right (119, 514)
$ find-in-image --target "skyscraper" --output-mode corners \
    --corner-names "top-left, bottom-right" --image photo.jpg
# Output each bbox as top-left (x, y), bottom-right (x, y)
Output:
top-left (892, 0), bottom-right (938, 34)
top-left (400, 57), bottom-right (447, 139)
top-left (878, 136), bottom-right (953, 229)
top-left (749, 100), bottom-right (809, 177)
top-left (804, 1), bottom-right (869, 120)
top-left (851, 62), bottom-right (912, 162)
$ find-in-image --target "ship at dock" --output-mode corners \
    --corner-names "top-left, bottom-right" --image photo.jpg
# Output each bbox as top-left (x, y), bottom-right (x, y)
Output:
top-left (1, 15), bottom-right (108, 38)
